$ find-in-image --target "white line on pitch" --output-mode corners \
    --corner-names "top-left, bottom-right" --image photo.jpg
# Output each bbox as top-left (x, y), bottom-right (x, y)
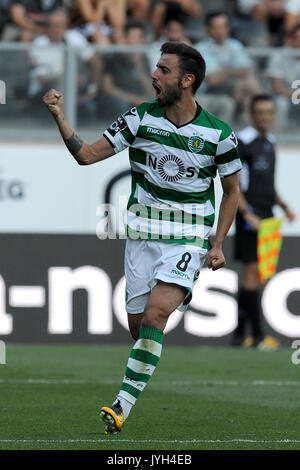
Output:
top-left (0, 379), bottom-right (300, 386)
top-left (0, 439), bottom-right (299, 444)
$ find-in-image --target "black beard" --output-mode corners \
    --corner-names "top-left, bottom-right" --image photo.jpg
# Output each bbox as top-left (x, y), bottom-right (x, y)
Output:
top-left (157, 80), bottom-right (183, 107)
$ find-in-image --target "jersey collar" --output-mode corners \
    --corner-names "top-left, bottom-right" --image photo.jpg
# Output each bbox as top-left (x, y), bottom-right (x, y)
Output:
top-left (163, 102), bottom-right (202, 129)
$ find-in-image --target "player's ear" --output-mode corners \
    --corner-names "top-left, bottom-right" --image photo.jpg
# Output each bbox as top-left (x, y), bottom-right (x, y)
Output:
top-left (182, 73), bottom-right (195, 90)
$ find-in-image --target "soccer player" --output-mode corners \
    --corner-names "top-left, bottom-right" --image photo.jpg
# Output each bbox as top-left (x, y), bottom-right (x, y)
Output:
top-left (232, 94), bottom-right (295, 349)
top-left (43, 42), bottom-right (241, 434)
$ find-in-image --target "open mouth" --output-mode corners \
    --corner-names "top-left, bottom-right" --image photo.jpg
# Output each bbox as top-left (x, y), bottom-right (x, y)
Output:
top-left (152, 82), bottom-right (161, 98)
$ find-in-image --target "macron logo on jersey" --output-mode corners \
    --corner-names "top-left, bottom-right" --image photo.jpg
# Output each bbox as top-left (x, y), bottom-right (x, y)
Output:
top-left (229, 132), bottom-right (237, 146)
top-left (147, 127), bottom-right (170, 137)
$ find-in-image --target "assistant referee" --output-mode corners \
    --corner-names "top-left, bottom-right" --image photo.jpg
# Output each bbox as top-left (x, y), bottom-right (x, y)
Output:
top-left (232, 94), bottom-right (295, 349)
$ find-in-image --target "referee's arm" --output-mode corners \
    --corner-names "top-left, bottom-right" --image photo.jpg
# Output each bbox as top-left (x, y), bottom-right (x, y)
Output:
top-left (236, 138), bottom-right (261, 230)
top-left (275, 192), bottom-right (296, 222)
top-left (43, 89), bottom-right (115, 165)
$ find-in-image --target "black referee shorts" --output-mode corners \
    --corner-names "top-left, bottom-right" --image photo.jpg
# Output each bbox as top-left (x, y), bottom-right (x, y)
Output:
top-left (234, 212), bottom-right (258, 264)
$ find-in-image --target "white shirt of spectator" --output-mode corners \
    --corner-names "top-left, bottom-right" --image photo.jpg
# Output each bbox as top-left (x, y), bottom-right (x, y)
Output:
top-left (286, 0), bottom-right (300, 15)
top-left (29, 30), bottom-right (93, 96)
top-left (195, 37), bottom-right (252, 76)
top-left (267, 46), bottom-right (300, 85)
top-left (237, 0), bottom-right (260, 15)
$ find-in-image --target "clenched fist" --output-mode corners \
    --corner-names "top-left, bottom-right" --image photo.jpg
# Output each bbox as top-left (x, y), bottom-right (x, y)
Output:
top-left (207, 246), bottom-right (226, 271)
top-left (43, 89), bottom-right (64, 118)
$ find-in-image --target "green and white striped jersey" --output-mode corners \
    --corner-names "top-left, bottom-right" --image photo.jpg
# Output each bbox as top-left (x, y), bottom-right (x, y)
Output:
top-left (104, 100), bottom-right (241, 248)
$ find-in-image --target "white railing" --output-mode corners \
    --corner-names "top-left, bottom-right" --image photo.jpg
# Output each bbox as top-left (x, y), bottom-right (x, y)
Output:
top-left (0, 43), bottom-right (299, 142)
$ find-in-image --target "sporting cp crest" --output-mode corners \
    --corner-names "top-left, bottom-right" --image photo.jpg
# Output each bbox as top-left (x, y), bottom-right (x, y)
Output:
top-left (188, 134), bottom-right (204, 153)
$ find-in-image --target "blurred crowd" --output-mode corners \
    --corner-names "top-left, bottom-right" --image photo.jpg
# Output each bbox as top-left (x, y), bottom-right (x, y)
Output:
top-left (0, 0), bottom-right (300, 129)
top-left (1, 0), bottom-right (300, 46)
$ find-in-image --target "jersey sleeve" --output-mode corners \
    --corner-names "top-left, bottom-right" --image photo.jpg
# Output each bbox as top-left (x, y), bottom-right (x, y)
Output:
top-left (215, 128), bottom-right (242, 178)
top-left (103, 106), bottom-right (141, 153)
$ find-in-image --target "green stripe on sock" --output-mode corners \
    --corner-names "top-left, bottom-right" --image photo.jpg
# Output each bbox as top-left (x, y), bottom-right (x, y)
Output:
top-left (139, 326), bottom-right (164, 344)
top-left (125, 367), bottom-right (151, 383)
top-left (121, 382), bottom-right (142, 399)
top-left (130, 348), bottom-right (160, 367)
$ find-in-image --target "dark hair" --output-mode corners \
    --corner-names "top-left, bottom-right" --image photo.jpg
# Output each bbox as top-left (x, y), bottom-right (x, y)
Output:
top-left (164, 17), bottom-right (185, 28)
top-left (205, 10), bottom-right (228, 27)
top-left (125, 19), bottom-right (145, 34)
top-left (160, 41), bottom-right (206, 94)
top-left (250, 94), bottom-right (274, 112)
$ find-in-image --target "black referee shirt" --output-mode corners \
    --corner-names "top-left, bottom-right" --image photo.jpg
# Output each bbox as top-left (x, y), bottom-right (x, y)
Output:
top-left (237, 126), bottom-right (276, 219)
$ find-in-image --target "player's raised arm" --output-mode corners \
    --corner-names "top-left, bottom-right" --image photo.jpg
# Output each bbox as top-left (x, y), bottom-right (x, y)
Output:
top-left (43, 89), bottom-right (115, 165)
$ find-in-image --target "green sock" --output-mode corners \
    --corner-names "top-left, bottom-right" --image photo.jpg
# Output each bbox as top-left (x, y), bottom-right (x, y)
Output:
top-left (118, 326), bottom-right (164, 408)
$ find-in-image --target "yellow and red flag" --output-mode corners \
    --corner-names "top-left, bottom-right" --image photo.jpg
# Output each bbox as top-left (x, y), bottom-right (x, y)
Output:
top-left (257, 217), bottom-right (283, 284)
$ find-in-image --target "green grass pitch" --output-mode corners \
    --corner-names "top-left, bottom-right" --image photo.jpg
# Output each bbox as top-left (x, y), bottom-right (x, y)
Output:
top-left (0, 343), bottom-right (299, 450)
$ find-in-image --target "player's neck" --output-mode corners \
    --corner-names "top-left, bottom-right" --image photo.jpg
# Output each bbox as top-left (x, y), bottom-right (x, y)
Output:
top-left (253, 124), bottom-right (268, 137)
top-left (165, 96), bottom-right (198, 128)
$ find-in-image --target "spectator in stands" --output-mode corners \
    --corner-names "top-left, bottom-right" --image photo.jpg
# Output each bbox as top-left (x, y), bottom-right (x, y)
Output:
top-left (195, 10), bottom-right (262, 122)
top-left (162, 17), bottom-right (191, 44)
top-left (10, 0), bottom-right (64, 37)
top-left (0, 0), bottom-right (12, 39)
top-left (150, 0), bottom-right (202, 39)
top-left (231, 0), bottom-right (268, 46)
top-left (234, 0), bottom-right (266, 21)
top-left (126, 0), bottom-right (153, 42)
top-left (28, 9), bottom-right (98, 118)
top-left (127, 0), bottom-right (150, 20)
top-left (66, 0), bottom-right (126, 44)
top-left (16, 23), bottom-right (32, 40)
top-left (267, 24), bottom-right (300, 128)
top-left (148, 18), bottom-right (191, 72)
top-left (232, 0), bottom-right (287, 46)
top-left (264, 0), bottom-right (287, 46)
top-left (0, 0), bottom-right (30, 106)
top-left (285, 0), bottom-right (300, 33)
top-left (98, 20), bottom-right (153, 118)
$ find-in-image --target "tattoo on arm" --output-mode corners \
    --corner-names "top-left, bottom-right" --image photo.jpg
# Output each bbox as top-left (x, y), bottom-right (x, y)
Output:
top-left (64, 132), bottom-right (83, 156)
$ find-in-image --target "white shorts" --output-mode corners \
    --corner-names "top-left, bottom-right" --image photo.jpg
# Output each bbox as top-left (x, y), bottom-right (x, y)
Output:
top-left (125, 238), bottom-right (209, 314)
